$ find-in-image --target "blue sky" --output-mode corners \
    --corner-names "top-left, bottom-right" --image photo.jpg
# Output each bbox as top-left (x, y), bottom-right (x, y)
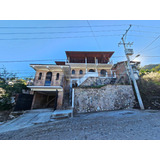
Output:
top-left (0, 20), bottom-right (160, 78)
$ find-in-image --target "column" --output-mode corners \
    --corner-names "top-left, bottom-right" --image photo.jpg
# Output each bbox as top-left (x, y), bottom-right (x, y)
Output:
top-left (110, 70), bottom-right (113, 78)
top-left (51, 73), bottom-right (54, 86)
top-left (57, 91), bottom-right (64, 110)
top-left (68, 57), bottom-right (70, 63)
top-left (95, 57), bottom-right (98, 72)
top-left (42, 72), bottom-right (46, 86)
top-left (31, 92), bottom-right (37, 109)
top-left (85, 57), bottom-right (87, 73)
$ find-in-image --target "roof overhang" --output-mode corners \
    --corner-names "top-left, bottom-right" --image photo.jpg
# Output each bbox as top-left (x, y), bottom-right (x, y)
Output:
top-left (30, 64), bottom-right (69, 71)
top-left (30, 64), bottom-right (71, 79)
top-left (27, 86), bottom-right (63, 92)
top-left (65, 51), bottom-right (114, 58)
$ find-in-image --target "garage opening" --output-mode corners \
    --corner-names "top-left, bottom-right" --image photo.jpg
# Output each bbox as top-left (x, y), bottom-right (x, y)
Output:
top-left (32, 91), bottom-right (58, 110)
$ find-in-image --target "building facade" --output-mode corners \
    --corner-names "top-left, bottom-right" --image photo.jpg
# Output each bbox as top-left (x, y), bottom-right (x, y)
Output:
top-left (28, 51), bottom-right (118, 110)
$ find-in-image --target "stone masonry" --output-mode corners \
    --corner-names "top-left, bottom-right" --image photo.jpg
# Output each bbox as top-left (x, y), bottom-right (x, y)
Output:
top-left (74, 85), bottom-right (136, 113)
top-left (80, 77), bottom-right (112, 87)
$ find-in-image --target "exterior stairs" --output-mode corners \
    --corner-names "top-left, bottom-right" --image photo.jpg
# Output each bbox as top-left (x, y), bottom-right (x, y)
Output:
top-left (77, 72), bottom-right (99, 86)
top-left (51, 109), bottom-right (73, 119)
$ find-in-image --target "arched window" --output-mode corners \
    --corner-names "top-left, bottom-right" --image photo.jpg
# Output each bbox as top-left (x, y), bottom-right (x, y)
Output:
top-left (89, 69), bottom-right (95, 72)
top-left (100, 69), bottom-right (107, 77)
top-left (45, 72), bottom-right (52, 86)
top-left (79, 70), bottom-right (83, 75)
top-left (38, 72), bottom-right (42, 80)
top-left (56, 73), bottom-right (59, 80)
top-left (72, 70), bottom-right (75, 74)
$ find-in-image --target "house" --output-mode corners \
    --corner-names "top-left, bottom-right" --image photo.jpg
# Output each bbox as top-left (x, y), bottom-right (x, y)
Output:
top-left (112, 60), bottom-right (140, 84)
top-left (27, 51), bottom-right (117, 109)
top-left (27, 51), bottom-right (136, 113)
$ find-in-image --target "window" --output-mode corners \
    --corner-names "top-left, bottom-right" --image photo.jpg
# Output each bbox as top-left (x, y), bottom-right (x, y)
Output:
top-left (56, 73), bottom-right (59, 80)
top-left (45, 72), bottom-right (52, 86)
top-left (89, 69), bottom-right (95, 72)
top-left (100, 69), bottom-right (106, 76)
top-left (79, 70), bottom-right (83, 75)
top-left (38, 72), bottom-right (42, 80)
top-left (72, 70), bottom-right (75, 74)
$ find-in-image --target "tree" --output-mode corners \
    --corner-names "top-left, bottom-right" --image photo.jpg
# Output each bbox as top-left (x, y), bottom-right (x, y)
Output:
top-left (0, 67), bottom-right (16, 83)
top-left (0, 68), bottom-right (28, 111)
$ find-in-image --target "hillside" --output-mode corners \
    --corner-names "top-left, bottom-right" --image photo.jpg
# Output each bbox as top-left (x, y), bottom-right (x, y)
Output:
top-left (142, 64), bottom-right (159, 70)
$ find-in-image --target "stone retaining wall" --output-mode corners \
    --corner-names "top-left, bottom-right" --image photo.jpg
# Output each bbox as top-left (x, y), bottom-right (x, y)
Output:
top-left (74, 85), bottom-right (136, 113)
top-left (80, 77), bottom-right (111, 87)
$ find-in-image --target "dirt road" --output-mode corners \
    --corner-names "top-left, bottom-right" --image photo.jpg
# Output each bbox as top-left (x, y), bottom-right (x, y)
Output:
top-left (0, 109), bottom-right (160, 140)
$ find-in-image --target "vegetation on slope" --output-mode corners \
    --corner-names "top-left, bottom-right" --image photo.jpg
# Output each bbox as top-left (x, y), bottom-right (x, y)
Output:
top-left (138, 64), bottom-right (160, 109)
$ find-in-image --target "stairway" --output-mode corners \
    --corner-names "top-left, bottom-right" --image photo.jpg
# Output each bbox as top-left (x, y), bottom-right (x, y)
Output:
top-left (51, 109), bottom-right (73, 119)
top-left (78, 72), bottom-right (99, 86)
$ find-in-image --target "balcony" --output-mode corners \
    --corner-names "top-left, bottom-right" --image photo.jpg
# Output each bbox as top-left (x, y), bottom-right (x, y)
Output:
top-left (44, 81), bottom-right (51, 86)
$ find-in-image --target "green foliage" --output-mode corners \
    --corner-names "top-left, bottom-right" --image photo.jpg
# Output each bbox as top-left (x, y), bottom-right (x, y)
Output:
top-left (142, 64), bottom-right (159, 70)
top-left (0, 68), bottom-right (28, 111)
top-left (139, 64), bottom-right (160, 76)
top-left (154, 64), bottom-right (160, 71)
top-left (138, 72), bottom-right (160, 109)
top-left (0, 94), bottom-right (13, 111)
top-left (11, 79), bottom-right (27, 94)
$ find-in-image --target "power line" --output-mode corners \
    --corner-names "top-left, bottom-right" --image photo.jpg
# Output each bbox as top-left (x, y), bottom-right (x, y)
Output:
top-left (144, 44), bottom-right (160, 51)
top-left (0, 56), bottom-right (160, 64)
top-left (133, 24), bottom-right (160, 29)
top-left (137, 34), bottom-right (160, 54)
top-left (0, 34), bottom-right (123, 41)
top-left (0, 29), bottom-right (159, 35)
top-left (87, 20), bottom-right (101, 50)
top-left (0, 30), bottom-right (158, 37)
top-left (0, 56), bottom-right (131, 63)
top-left (0, 34), bottom-right (157, 41)
top-left (0, 59), bottom-right (65, 63)
top-left (128, 35), bottom-right (156, 38)
top-left (0, 24), bottom-right (128, 29)
top-left (0, 29), bottom-right (125, 35)
top-left (130, 30), bottom-right (160, 34)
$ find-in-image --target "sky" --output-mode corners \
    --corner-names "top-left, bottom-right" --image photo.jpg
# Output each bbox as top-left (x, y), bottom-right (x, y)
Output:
top-left (0, 20), bottom-right (160, 78)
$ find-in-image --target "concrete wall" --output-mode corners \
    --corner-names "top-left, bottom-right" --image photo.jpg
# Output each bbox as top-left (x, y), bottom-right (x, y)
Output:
top-left (74, 85), bottom-right (135, 113)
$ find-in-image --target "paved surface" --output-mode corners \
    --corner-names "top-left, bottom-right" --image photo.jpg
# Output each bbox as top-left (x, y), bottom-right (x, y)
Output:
top-left (1, 109), bottom-right (160, 140)
top-left (0, 108), bottom-right (54, 134)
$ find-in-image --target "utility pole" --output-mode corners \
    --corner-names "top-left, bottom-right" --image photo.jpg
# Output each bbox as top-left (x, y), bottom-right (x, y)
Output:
top-left (119, 25), bottom-right (144, 110)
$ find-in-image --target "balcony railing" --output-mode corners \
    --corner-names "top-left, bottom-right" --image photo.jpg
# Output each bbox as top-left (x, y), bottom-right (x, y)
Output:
top-left (44, 81), bottom-right (51, 86)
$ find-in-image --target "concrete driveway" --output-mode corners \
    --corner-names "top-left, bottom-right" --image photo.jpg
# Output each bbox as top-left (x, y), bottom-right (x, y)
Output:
top-left (0, 108), bottom-right (54, 134)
